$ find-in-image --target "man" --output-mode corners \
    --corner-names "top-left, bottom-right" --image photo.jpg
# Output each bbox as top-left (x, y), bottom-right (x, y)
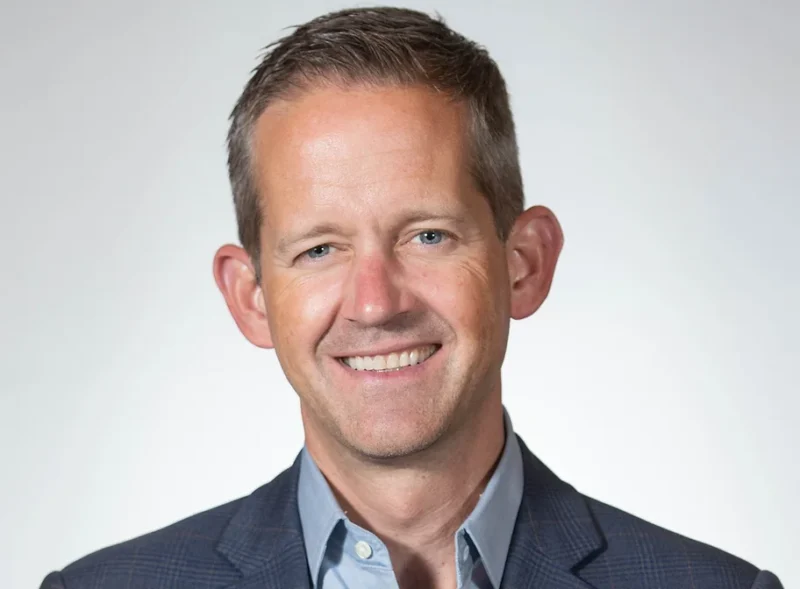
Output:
top-left (41, 7), bottom-right (782, 589)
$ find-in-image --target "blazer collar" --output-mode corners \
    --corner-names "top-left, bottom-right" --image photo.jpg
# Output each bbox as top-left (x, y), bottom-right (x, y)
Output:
top-left (216, 437), bottom-right (606, 589)
top-left (216, 453), bottom-right (312, 589)
top-left (501, 436), bottom-right (605, 588)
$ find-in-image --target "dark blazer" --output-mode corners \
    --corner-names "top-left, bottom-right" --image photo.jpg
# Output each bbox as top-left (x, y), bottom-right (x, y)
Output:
top-left (41, 437), bottom-right (782, 588)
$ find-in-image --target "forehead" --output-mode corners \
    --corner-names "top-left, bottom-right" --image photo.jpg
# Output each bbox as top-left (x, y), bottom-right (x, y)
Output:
top-left (250, 85), bottom-right (473, 230)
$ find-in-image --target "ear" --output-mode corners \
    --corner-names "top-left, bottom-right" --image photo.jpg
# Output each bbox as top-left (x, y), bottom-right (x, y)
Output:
top-left (212, 244), bottom-right (274, 348)
top-left (505, 206), bottom-right (564, 320)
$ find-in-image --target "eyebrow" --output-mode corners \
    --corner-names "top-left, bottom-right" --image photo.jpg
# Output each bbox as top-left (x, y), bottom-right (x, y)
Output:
top-left (400, 211), bottom-right (466, 227)
top-left (274, 223), bottom-right (345, 256)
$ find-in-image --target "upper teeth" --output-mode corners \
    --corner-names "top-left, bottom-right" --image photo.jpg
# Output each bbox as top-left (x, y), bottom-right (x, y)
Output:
top-left (342, 345), bottom-right (438, 371)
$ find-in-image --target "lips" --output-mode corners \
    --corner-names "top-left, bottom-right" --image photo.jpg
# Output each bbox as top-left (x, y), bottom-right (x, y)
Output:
top-left (339, 344), bottom-right (440, 371)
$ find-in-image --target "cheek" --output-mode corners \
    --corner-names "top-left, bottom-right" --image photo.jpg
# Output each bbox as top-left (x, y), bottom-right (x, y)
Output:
top-left (416, 254), bottom-right (506, 346)
top-left (267, 271), bottom-right (343, 356)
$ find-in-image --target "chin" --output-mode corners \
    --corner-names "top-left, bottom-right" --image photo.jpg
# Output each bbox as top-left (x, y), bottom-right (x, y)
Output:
top-left (350, 438), bottom-right (437, 460)
top-left (341, 413), bottom-right (449, 460)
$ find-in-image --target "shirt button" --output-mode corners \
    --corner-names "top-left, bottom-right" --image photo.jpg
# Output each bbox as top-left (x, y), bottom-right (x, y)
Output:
top-left (354, 540), bottom-right (373, 559)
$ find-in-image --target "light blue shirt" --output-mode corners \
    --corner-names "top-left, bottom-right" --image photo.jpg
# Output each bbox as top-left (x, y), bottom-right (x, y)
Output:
top-left (297, 410), bottom-right (524, 588)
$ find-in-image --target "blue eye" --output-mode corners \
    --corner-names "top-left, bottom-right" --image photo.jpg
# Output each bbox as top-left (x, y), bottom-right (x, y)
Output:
top-left (305, 244), bottom-right (330, 259)
top-left (415, 230), bottom-right (446, 245)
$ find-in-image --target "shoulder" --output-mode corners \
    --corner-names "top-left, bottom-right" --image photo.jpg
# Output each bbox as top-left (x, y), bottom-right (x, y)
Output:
top-left (513, 436), bottom-right (781, 588)
top-left (583, 495), bottom-right (766, 587)
top-left (47, 498), bottom-right (245, 589)
top-left (41, 457), bottom-right (305, 589)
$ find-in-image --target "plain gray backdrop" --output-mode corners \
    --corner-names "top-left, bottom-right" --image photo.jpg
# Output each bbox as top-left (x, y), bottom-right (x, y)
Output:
top-left (1, 1), bottom-right (797, 587)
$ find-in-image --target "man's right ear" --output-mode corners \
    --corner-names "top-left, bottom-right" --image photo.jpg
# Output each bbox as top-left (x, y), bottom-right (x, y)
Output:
top-left (212, 244), bottom-right (274, 349)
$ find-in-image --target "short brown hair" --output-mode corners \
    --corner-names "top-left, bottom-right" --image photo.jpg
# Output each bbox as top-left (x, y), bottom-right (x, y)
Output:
top-left (227, 6), bottom-right (524, 282)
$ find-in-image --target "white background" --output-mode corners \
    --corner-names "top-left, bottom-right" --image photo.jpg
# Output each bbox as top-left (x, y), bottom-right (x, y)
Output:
top-left (1, 1), bottom-right (797, 587)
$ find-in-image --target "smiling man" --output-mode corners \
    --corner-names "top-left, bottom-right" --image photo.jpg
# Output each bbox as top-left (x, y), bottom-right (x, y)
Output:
top-left (41, 7), bottom-right (782, 589)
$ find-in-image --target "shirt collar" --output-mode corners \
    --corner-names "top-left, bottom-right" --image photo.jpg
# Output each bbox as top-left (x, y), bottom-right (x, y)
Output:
top-left (297, 408), bottom-right (524, 588)
top-left (460, 409), bottom-right (524, 588)
top-left (297, 447), bottom-right (345, 584)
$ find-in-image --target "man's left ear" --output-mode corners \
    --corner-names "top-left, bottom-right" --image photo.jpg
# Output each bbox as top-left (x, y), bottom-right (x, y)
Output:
top-left (505, 205), bottom-right (564, 320)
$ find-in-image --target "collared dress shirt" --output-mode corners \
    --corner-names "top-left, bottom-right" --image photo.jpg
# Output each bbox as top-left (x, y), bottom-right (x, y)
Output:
top-left (297, 410), bottom-right (524, 589)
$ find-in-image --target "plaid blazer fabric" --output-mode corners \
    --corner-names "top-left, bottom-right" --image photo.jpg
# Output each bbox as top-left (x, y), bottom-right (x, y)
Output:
top-left (40, 437), bottom-right (783, 589)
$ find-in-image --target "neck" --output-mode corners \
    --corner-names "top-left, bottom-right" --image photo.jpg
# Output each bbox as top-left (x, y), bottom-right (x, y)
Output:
top-left (303, 395), bottom-right (505, 588)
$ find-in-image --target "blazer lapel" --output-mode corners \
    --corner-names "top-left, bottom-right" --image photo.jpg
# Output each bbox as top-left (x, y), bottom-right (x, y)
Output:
top-left (213, 437), bottom-right (607, 589)
top-left (501, 437), bottom-right (606, 589)
top-left (217, 454), bottom-right (312, 589)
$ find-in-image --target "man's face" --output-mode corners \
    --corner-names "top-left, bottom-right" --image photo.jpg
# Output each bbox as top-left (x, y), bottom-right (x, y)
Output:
top-left (252, 85), bottom-right (512, 459)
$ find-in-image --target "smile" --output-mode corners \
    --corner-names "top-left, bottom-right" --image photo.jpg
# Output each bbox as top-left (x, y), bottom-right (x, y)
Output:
top-left (339, 344), bottom-right (440, 372)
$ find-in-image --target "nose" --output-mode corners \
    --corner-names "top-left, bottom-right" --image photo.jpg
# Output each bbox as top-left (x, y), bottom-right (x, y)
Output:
top-left (341, 252), bottom-right (413, 326)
